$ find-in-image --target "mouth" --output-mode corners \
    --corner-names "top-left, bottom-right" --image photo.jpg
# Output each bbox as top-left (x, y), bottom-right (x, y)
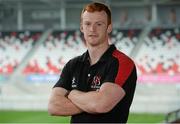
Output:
top-left (89, 34), bottom-right (98, 37)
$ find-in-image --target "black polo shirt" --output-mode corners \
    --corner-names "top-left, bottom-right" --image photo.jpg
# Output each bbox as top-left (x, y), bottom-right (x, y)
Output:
top-left (54, 44), bottom-right (137, 123)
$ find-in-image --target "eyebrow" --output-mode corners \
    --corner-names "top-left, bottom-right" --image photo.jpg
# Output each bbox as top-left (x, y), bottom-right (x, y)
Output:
top-left (84, 20), bottom-right (106, 25)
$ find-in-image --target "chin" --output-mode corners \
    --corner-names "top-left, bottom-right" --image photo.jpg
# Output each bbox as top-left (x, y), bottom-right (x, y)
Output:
top-left (88, 42), bottom-right (101, 47)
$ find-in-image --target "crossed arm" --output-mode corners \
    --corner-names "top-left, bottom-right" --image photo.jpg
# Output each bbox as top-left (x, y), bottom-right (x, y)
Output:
top-left (48, 87), bottom-right (83, 116)
top-left (48, 82), bottom-right (125, 116)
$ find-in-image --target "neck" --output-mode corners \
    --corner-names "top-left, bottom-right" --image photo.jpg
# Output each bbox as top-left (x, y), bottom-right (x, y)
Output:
top-left (88, 43), bottom-right (110, 65)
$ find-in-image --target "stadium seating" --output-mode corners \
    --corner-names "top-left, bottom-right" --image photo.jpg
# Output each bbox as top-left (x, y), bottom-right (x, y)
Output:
top-left (23, 30), bottom-right (86, 75)
top-left (1, 28), bottom-right (179, 77)
top-left (136, 27), bottom-right (180, 76)
top-left (111, 29), bottom-right (141, 55)
top-left (22, 29), bottom-right (141, 75)
top-left (0, 31), bottom-right (41, 75)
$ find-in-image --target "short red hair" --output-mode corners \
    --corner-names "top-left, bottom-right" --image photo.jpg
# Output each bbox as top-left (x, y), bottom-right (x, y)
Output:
top-left (81, 2), bottom-right (112, 25)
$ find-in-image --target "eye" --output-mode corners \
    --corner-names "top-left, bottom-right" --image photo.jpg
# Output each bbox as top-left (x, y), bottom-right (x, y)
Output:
top-left (97, 23), bottom-right (102, 26)
top-left (96, 22), bottom-right (105, 27)
top-left (84, 22), bottom-right (90, 26)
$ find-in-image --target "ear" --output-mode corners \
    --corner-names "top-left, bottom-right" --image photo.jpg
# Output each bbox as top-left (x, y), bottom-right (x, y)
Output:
top-left (107, 24), bottom-right (112, 34)
top-left (80, 24), bottom-right (84, 33)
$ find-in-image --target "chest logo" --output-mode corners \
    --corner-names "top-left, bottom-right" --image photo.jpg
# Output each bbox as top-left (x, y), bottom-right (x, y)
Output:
top-left (91, 75), bottom-right (101, 89)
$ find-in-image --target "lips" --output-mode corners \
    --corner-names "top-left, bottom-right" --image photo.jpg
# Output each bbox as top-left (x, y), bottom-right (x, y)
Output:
top-left (89, 34), bottom-right (98, 37)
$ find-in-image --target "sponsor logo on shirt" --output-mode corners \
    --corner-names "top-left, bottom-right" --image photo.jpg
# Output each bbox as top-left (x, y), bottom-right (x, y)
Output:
top-left (72, 77), bottom-right (77, 88)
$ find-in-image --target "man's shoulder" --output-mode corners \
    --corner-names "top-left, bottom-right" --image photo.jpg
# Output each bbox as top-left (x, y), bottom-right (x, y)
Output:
top-left (112, 49), bottom-right (134, 64)
top-left (67, 52), bottom-right (86, 65)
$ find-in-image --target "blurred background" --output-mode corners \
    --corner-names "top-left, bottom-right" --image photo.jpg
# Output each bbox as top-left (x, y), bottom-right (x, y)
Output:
top-left (0, 0), bottom-right (180, 123)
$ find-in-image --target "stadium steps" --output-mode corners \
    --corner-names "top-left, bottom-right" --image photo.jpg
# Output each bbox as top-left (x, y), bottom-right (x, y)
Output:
top-left (130, 24), bottom-right (152, 59)
top-left (0, 83), bottom-right (51, 110)
top-left (131, 83), bottom-right (180, 113)
top-left (1, 82), bottom-right (180, 112)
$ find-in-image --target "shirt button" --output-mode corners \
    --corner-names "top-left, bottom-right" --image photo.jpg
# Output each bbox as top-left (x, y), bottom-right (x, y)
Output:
top-left (88, 74), bottom-right (91, 77)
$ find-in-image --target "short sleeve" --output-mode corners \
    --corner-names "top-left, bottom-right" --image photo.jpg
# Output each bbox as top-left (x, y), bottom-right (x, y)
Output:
top-left (53, 60), bottom-right (72, 90)
top-left (104, 52), bottom-right (136, 87)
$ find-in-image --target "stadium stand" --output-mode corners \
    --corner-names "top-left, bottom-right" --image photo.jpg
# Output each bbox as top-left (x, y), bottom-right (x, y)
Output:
top-left (23, 30), bottom-right (86, 75)
top-left (0, 31), bottom-right (41, 75)
top-left (136, 27), bottom-right (180, 76)
top-left (22, 29), bottom-right (141, 75)
top-left (111, 29), bottom-right (141, 55)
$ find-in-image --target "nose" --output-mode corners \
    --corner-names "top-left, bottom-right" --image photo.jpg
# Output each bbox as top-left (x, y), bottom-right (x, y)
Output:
top-left (89, 24), bottom-right (96, 31)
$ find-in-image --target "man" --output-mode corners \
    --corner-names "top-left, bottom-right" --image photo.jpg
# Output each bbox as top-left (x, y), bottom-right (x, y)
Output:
top-left (48, 2), bottom-right (137, 123)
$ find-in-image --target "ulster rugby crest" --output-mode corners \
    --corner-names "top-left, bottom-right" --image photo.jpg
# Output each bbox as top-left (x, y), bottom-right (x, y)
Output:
top-left (91, 75), bottom-right (101, 89)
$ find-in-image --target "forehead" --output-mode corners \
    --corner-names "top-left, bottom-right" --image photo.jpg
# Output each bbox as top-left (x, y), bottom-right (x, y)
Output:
top-left (82, 11), bottom-right (108, 23)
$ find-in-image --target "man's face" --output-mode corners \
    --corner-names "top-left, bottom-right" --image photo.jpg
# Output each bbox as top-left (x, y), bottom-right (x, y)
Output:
top-left (81, 11), bottom-right (111, 47)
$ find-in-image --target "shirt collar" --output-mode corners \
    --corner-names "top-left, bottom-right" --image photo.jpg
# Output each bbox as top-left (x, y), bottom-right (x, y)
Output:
top-left (81, 44), bottom-right (116, 62)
